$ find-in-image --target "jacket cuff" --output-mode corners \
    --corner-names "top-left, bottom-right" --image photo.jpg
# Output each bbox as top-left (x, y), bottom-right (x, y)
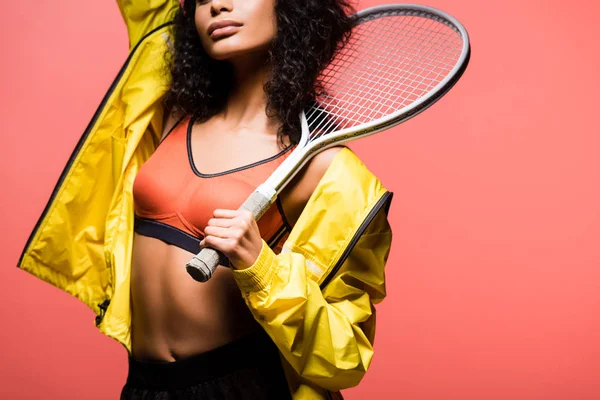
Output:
top-left (232, 239), bottom-right (276, 293)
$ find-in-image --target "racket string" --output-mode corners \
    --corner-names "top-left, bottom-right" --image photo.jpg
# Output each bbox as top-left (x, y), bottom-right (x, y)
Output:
top-left (305, 10), bottom-right (464, 142)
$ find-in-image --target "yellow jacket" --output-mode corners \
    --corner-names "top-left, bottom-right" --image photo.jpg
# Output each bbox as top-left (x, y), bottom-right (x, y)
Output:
top-left (17, 1), bottom-right (394, 399)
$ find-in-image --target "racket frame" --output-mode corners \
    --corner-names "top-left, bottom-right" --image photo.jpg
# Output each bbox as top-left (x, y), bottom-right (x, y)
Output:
top-left (261, 4), bottom-right (471, 197)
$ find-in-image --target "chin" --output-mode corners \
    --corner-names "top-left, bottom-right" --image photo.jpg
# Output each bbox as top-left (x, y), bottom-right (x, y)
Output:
top-left (204, 36), bottom-right (270, 62)
top-left (207, 51), bottom-right (244, 62)
top-left (202, 34), bottom-right (237, 53)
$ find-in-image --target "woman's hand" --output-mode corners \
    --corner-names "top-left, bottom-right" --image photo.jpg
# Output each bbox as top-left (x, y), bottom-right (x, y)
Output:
top-left (200, 209), bottom-right (263, 270)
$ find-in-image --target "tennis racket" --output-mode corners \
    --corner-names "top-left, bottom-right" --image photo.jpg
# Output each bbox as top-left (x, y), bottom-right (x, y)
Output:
top-left (186, 4), bottom-right (471, 282)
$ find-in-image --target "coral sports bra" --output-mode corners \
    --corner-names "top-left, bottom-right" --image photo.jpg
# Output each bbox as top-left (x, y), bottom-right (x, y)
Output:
top-left (132, 115), bottom-right (294, 260)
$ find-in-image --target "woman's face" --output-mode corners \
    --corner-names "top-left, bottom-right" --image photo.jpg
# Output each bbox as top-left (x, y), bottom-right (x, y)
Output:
top-left (195, 0), bottom-right (277, 61)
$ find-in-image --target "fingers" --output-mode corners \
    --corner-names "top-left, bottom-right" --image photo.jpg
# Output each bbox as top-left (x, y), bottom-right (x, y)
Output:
top-left (205, 209), bottom-right (253, 230)
top-left (213, 209), bottom-right (254, 220)
top-left (206, 217), bottom-right (234, 228)
top-left (202, 208), bottom-right (255, 248)
top-left (212, 209), bottom-right (239, 218)
top-left (201, 235), bottom-right (235, 253)
top-left (200, 209), bottom-right (262, 269)
top-left (204, 225), bottom-right (242, 239)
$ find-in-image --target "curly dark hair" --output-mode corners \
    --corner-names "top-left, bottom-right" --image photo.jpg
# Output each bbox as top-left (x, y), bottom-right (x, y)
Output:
top-left (162, 0), bottom-right (356, 149)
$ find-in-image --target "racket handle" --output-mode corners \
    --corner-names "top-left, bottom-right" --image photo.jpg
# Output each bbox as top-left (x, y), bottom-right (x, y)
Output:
top-left (186, 186), bottom-right (275, 282)
top-left (186, 248), bottom-right (221, 282)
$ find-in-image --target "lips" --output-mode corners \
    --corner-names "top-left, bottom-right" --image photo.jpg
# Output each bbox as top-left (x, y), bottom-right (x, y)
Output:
top-left (207, 20), bottom-right (243, 36)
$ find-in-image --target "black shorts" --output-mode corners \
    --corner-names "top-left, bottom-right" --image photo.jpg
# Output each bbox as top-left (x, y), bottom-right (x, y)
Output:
top-left (121, 330), bottom-right (292, 400)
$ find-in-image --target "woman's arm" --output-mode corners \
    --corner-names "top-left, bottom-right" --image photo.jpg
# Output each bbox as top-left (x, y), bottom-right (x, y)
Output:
top-left (202, 145), bottom-right (392, 391)
top-left (218, 147), bottom-right (391, 391)
top-left (231, 214), bottom-right (391, 391)
top-left (116, 0), bottom-right (180, 49)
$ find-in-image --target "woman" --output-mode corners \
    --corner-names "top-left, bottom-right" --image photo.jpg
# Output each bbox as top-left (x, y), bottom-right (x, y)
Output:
top-left (18, 0), bottom-right (394, 399)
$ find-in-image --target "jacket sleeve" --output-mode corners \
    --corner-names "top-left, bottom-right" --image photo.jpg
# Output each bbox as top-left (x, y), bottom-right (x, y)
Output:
top-left (231, 207), bottom-right (392, 391)
top-left (116, 0), bottom-right (180, 49)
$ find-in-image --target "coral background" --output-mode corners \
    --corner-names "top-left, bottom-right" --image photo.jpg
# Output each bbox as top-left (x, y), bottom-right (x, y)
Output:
top-left (2, 1), bottom-right (599, 398)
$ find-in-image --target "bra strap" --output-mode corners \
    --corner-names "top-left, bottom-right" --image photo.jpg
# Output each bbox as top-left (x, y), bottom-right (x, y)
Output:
top-left (159, 113), bottom-right (188, 145)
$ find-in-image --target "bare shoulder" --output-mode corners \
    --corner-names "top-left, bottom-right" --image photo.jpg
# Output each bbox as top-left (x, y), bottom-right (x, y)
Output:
top-left (279, 145), bottom-right (347, 228)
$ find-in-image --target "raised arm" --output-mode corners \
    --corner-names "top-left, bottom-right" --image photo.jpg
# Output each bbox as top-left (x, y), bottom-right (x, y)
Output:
top-left (116, 0), bottom-right (180, 49)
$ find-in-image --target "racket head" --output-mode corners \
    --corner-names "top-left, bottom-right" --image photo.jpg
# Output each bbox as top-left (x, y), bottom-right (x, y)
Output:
top-left (304, 4), bottom-right (471, 151)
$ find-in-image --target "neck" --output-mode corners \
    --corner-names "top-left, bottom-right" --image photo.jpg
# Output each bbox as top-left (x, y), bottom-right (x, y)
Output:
top-left (217, 53), bottom-right (278, 136)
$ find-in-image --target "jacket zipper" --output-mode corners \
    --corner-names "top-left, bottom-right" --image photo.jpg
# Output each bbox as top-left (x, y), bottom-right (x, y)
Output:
top-left (95, 299), bottom-right (111, 327)
top-left (320, 191), bottom-right (393, 289)
top-left (17, 21), bottom-right (174, 269)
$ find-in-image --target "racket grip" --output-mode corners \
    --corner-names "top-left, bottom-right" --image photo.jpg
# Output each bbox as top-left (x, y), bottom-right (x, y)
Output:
top-left (186, 248), bottom-right (221, 282)
top-left (186, 186), bottom-right (276, 282)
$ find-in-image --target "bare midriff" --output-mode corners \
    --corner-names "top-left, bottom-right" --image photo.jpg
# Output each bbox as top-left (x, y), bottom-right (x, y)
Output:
top-left (130, 233), bottom-right (262, 361)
